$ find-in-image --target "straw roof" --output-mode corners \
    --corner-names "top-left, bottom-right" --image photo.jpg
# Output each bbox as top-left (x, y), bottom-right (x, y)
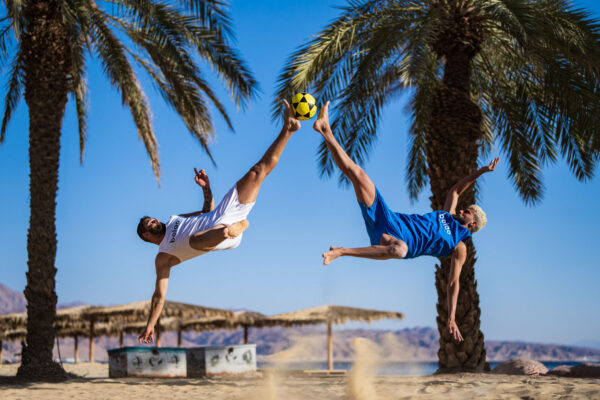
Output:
top-left (85, 300), bottom-right (233, 323)
top-left (0, 305), bottom-right (101, 332)
top-left (0, 328), bottom-right (26, 341)
top-left (0, 301), bottom-right (233, 340)
top-left (265, 305), bottom-right (405, 327)
top-left (233, 311), bottom-right (267, 326)
top-left (0, 312), bottom-right (26, 331)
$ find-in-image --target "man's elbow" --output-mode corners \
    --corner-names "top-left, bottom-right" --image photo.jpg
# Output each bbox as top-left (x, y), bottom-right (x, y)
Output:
top-left (152, 292), bottom-right (166, 303)
top-left (446, 280), bottom-right (459, 292)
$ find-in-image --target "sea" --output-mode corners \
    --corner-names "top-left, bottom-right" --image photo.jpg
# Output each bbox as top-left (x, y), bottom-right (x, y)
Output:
top-left (257, 361), bottom-right (589, 376)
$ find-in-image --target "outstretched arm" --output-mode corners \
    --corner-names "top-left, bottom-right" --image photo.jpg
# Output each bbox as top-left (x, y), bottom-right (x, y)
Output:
top-left (443, 158), bottom-right (499, 214)
top-left (447, 241), bottom-right (467, 342)
top-left (179, 168), bottom-right (214, 217)
top-left (138, 253), bottom-right (174, 344)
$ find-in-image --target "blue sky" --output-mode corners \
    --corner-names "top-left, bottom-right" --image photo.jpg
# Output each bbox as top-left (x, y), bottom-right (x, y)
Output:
top-left (1, 0), bottom-right (599, 346)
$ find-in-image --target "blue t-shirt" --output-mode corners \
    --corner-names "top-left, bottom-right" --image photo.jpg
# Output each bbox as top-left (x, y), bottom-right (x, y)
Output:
top-left (359, 188), bottom-right (471, 258)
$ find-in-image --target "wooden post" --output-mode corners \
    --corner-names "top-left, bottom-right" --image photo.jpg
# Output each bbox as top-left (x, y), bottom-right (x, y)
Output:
top-left (327, 322), bottom-right (333, 371)
top-left (0, 339), bottom-right (3, 364)
top-left (243, 326), bottom-right (249, 344)
top-left (156, 323), bottom-right (161, 347)
top-left (119, 331), bottom-right (124, 348)
top-left (74, 336), bottom-right (79, 364)
top-left (89, 319), bottom-right (95, 363)
top-left (177, 329), bottom-right (182, 347)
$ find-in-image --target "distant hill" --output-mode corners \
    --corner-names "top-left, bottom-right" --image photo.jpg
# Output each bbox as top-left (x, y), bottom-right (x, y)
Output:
top-left (0, 284), bottom-right (26, 314)
top-left (0, 283), bottom-right (86, 315)
top-left (2, 283), bottom-right (600, 364)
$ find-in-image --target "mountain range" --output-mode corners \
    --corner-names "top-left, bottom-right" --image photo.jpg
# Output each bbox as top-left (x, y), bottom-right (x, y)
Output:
top-left (2, 283), bottom-right (599, 363)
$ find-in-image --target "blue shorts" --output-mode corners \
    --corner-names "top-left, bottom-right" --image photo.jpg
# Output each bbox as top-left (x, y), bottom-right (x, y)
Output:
top-left (358, 188), bottom-right (408, 247)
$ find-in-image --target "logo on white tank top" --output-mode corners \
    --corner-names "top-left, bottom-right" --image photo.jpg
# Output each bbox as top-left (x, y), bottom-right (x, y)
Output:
top-left (169, 219), bottom-right (181, 243)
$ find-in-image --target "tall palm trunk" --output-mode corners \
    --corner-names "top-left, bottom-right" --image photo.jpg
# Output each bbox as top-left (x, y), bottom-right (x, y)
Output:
top-left (17, 0), bottom-right (71, 381)
top-left (426, 7), bottom-right (488, 372)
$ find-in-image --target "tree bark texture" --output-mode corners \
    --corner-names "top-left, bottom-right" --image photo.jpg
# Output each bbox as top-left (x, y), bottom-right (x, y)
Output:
top-left (427, 6), bottom-right (488, 372)
top-left (17, 0), bottom-right (71, 381)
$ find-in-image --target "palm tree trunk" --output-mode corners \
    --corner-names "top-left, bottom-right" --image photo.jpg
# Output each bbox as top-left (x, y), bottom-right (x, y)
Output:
top-left (16, 0), bottom-right (70, 381)
top-left (427, 9), bottom-right (488, 373)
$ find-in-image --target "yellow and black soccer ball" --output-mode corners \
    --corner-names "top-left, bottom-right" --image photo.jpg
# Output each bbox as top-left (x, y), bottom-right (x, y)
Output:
top-left (291, 92), bottom-right (317, 120)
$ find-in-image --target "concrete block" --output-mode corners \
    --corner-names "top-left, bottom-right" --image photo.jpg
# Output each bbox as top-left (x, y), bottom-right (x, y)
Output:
top-left (108, 347), bottom-right (186, 378)
top-left (187, 344), bottom-right (256, 377)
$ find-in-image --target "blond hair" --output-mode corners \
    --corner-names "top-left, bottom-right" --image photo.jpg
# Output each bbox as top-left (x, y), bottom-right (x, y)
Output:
top-left (468, 205), bottom-right (487, 233)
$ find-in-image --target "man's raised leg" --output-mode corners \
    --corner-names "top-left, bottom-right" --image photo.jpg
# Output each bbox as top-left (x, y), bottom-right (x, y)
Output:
top-left (313, 101), bottom-right (376, 207)
top-left (322, 234), bottom-right (408, 265)
top-left (189, 220), bottom-right (250, 252)
top-left (236, 100), bottom-right (301, 204)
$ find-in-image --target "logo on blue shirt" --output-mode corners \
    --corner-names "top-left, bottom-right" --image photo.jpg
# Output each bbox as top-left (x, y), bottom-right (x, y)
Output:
top-left (439, 213), bottom-right (452, 235)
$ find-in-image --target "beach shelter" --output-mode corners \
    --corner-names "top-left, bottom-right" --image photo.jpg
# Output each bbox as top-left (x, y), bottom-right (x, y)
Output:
top-left (178, 311), bottom-right (269, 345)
top-left (266, 305), bottom-right (405, 370)
top-left (0, 316), bottom-right (112, 364)
top-left (1, 301), bottom-right (233, 362)
top-left (114, 316), bottom-right (211, 347)
top-left (0, 305), bottom-right (102, 363)
top-left (82, 300), bottom-right (233, 359)
top-left (231, 311), bottom-right (268, 344)
top-left (0, 328), bottom-right (26, 363)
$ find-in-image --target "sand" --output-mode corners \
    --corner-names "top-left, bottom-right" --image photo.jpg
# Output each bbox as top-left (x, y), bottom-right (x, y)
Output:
top-left (1, 363), bottom-right (599, 399)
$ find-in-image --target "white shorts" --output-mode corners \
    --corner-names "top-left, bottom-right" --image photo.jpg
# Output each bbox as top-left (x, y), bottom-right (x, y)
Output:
top-left (210, 185), bottom-right (255, 250)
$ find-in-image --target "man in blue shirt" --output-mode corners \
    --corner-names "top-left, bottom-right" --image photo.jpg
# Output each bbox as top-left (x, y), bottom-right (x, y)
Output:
top-left (313, 101), bottom-right (499, 341)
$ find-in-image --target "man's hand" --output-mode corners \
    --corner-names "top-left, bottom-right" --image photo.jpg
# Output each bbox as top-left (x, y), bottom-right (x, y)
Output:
top-left (480, 157), bottom-right (500, 173)
top-left (448, 319), bottom-right (464, 342)
top-left (194, 168), bottom-right (210, 189)
top-left (138, 325), bottom-right (155, 344)
top-left (282, 99), bottom-right (301, 132)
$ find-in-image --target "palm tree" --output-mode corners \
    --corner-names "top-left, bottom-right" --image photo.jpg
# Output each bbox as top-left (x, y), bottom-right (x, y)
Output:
top-left (0, 0), bottom-right (257, 380)
top-left (274, 0), bottom-right (600, 371)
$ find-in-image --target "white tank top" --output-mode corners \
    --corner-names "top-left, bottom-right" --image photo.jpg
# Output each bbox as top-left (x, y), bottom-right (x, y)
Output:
top-left (157, 214), bottom-right (242, 262)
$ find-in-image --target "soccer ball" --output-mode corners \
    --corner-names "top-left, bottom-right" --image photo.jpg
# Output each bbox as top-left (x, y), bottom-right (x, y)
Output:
top-left (291, 93), bottom-right (317, 120)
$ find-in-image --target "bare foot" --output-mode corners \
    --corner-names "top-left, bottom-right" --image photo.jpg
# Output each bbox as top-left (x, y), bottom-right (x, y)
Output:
top-left (224, 220), bottom-right (249, 239)
top-left (312, 100), bottom-right (331, 134)
top-left (322, 246), bottom-right (342, 266)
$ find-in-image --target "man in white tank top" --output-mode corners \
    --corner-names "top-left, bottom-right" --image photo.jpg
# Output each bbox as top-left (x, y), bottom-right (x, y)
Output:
top-left (137, 101), bottom-right (301, 344)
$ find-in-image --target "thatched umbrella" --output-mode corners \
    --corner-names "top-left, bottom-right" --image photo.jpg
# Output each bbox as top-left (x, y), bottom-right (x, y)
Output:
top-left (81, 300), bottom-right (232, 359)
top-left (266, 305), bottom-right (405, 370)
top-left (1, 301), bottom-right (233, 362)
top-left (0, 312), bottom-right (26, 332)
top-left (0, 328), bottom-right (26, 363)
top-left (0, 306), bottom-right (103, 363)
top-left (179, 311), bottom-right (269, 345)
top-left (0, 320), bottom-right (114, 364)
top-left (55, 321), bottom-right (116, 363)
top-left (232, 311), bottom-right (268, 344)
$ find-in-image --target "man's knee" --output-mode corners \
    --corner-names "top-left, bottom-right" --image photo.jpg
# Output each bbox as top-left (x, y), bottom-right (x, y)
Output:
top-left (388, 243), bottom-right (407, 259)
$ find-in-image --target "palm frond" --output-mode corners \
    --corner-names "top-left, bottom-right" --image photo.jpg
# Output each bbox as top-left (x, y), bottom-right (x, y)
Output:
top-left (185, 24), bottom-right (257, 109)
top-left (0, 49), bottom-right (23, 141)
top-left (114, 0), bottom-right (257, 109)
top-left (476, 3), bottom-right (600, 200)
top-left (272, 0), bottom-right (408, 121)
top-left (4, 0), bottom-right (22, 40)
top-left (0, 23), bottom-right (14, 68)
top-left (106, 13), bottom-right (219, 162)
top-left (175, 0), bottom-right (235, 39)
top-left (87, 2), bottom-right (159, 182)
top-left (62, 0), bottom-right (90, 163)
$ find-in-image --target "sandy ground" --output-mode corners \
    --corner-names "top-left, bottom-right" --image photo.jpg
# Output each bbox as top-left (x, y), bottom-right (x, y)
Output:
top-left (1, 363), bottom-right (599, 400)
